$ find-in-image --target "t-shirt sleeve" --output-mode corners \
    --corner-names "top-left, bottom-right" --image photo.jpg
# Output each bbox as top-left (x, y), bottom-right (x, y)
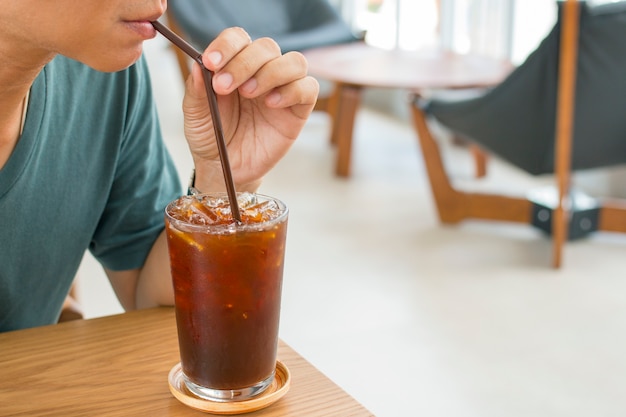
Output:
top-left (89, 57), bottom-right (182, 271)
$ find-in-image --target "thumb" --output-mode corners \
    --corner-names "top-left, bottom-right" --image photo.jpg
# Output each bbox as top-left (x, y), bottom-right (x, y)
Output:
top-left (185, 63), bottom-right (208, 103)
top-left (183, 63), bottom-right (212, 124)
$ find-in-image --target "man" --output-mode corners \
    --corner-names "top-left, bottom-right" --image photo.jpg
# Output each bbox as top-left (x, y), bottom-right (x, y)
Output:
top-left (0, 1), bottom-right (319, 331)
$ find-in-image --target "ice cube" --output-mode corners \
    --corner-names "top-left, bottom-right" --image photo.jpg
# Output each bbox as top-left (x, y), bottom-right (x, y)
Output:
top-left (237, 192), bottom-right (257, 209)
top-left (242, 200), bottom-right (281, 223)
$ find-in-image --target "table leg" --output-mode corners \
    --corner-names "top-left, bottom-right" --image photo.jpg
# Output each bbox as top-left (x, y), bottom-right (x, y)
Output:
top-left (332, 83), bottom-right (362, 177)
top-left (326, 83), bottom-right (341, 145)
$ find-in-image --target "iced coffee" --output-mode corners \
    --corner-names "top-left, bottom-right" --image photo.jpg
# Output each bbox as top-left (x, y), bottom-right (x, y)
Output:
top-left (165, 192), bottom-right (288, 401)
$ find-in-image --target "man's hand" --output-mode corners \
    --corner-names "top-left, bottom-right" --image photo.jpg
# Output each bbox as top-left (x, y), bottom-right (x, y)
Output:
top-left (181, 27), bottom-right (319, 193)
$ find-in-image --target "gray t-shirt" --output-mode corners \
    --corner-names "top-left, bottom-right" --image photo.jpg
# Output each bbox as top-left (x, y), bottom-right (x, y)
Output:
top-left (0, 55), bottom-right (182, 331)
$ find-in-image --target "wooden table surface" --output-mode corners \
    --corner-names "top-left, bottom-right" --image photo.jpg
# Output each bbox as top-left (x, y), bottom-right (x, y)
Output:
top-left (303, 42), bottom-right (513, 177)
top-left (0, 307), bottom-right (373, 416)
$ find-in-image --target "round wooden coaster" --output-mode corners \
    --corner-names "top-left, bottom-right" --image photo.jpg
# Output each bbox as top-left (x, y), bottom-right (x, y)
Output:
top-left (168, 361), bottom-right (291, 415)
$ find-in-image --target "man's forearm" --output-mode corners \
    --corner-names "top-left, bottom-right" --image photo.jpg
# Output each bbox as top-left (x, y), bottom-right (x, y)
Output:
top-left (136, 230), bottom-right (175, 309)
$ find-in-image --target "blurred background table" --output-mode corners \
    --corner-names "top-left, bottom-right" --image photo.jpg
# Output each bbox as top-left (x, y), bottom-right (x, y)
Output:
top-left (0, 307), bottom-right (373, 416)
top-left (303, 42), bottom-right (513, 177)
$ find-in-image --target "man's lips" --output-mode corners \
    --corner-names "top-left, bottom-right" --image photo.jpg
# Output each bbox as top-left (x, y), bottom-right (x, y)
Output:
top-left (124, 20), bottom-right (158, 39)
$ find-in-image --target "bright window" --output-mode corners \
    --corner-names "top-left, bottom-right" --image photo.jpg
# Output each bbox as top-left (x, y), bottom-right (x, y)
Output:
top-left (333, 0), bottom-right (561, 64)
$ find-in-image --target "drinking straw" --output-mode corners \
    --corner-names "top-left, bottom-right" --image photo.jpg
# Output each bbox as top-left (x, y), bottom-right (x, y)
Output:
top-left (151, 20), bottom-right (242, 222)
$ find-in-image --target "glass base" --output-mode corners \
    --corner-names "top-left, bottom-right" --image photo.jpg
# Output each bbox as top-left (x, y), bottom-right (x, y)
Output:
top-left (183, 371), bottom-right (275, 402)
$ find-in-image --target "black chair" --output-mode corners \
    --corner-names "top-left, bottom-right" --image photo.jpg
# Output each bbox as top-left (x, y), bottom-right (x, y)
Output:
top-left (164, 0), bottom-right (361, 112)
top-left (168, 0), bottom-right (359, 54)
top-left (411, 0), bottom-right (626, 267)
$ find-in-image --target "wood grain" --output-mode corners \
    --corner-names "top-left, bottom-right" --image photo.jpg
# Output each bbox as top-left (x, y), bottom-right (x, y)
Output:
top-left (0, 308), bottom-right (373, 416)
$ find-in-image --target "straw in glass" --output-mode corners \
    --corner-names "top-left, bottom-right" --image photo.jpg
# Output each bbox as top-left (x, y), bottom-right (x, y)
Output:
top-left (151, 20), bottom-right (241, 222)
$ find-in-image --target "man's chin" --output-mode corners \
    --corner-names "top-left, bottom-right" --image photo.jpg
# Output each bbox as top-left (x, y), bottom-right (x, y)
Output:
top-left (84, 48), bottom-right (144, 73)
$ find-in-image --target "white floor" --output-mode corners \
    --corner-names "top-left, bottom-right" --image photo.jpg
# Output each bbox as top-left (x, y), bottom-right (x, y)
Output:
top-left (76, 36), bottom-right (626, 417)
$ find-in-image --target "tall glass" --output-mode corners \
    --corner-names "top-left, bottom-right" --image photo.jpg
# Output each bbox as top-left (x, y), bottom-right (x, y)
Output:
top-left (164, 192), bottom-right (288, 402)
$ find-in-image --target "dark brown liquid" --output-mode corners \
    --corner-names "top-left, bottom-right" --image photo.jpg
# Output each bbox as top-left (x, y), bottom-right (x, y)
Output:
top-left (165, 197), bottom-right (287, 389)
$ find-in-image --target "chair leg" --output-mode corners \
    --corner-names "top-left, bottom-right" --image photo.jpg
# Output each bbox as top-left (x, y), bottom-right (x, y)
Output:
top-left (598, 201), bottom-right (626, 233)
top-left (470, 145), bottom-right (488, 178)
top-left (451, 136), bottom-right (488, 178)
top-left (551, 0), bottom-right (581, 268)
top-left (551, 205), bottom-right (566, 268)
top-left (410, 103), bottom-right (532, 225)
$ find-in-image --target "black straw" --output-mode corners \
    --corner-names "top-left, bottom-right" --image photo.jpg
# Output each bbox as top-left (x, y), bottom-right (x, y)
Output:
top-left (151, 20), bottom-right (241, 222)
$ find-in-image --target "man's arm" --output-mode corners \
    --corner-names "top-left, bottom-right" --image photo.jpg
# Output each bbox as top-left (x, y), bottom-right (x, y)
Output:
top-left (106, 26), bottom-right (318, 311)
top-left (105, 230), bottom-right (173, 311)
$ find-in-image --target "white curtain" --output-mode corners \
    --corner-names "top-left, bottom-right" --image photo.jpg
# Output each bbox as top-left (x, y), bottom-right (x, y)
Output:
top-left (328, 0), bottom-right (367, 30)
top-left (332, 0), bottom-right (512, 53)
top-left (362, 0), bottom-right (440, 50)
top-left (440, 0), bottom-right (515, 59)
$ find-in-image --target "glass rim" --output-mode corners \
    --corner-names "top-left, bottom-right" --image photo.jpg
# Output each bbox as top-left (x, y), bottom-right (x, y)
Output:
top-left (164, 192), bottom-right (288, 234)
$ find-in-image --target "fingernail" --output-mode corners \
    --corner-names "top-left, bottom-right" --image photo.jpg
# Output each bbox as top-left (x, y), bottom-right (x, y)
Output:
top-left (206, 51), bottom-right (222, 67)
top-left (214, 73), bottom-right (233, 90)
top-left (241, 78), bottom-right (257, 94)
top-left (267, 91), bottom-right (281, 106)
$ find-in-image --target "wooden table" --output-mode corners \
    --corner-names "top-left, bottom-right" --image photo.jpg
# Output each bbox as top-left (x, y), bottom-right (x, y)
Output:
top-left (303, 42), bottom-right (513, 177)
top-left (0, 307), bottom-right (373, 416)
